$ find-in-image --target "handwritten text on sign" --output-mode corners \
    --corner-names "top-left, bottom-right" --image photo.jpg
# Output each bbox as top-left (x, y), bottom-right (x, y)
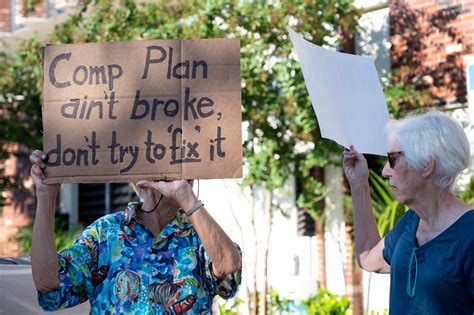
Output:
top-left (42, 39), bottom-right (242, 183)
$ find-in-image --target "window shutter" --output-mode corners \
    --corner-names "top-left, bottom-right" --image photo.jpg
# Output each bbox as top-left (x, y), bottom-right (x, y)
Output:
top-left (78, 183), bottom-right (137, 226)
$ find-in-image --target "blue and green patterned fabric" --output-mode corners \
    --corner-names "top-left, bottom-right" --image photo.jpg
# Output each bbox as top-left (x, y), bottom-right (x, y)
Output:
top-left (38, 202), bottom-right (242, 314)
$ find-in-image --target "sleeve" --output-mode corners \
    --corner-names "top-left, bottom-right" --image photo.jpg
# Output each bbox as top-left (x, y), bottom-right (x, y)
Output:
top-left (199, 243), bottom-right (242, 299)
top-left (382, 210), bottom-right (415, 265)
top-left (461, 218), bottom-right (474, 299)
top-left (38, 223), bottom-right (100, 311)
top-left (464, 240), bottom-right (474, 299)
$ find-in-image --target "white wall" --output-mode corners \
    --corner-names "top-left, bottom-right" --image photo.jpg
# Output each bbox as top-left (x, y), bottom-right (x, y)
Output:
top-left (363, 271), bottom-right (390, 314)
top-left (199, 177), bottom-right (322, 312)
top-left (355, 3), bottom-right (390, 80)
top-left (324, 165), bottom-right (346, 296)
top-left (454, 54), bottom-right (474, 190)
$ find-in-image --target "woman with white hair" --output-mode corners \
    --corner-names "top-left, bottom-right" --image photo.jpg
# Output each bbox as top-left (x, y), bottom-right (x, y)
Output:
top-left (343, 110), bottom-right (473, 314)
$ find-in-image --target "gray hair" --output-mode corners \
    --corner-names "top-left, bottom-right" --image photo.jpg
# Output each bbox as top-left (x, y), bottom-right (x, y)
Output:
top-left (386, 109), bottom-right (470, 190)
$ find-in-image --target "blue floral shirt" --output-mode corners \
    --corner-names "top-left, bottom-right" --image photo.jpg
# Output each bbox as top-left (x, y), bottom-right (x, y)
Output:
top-left (38, 202), bottom-right (242, 314)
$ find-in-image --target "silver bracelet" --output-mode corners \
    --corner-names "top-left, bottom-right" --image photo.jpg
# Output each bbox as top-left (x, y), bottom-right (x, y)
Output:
top-left (185, 200), bottom-right (204, 217)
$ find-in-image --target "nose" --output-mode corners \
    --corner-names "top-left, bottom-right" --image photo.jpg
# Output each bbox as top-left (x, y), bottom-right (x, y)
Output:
top-left (382, 161), bottom-right (391, 178)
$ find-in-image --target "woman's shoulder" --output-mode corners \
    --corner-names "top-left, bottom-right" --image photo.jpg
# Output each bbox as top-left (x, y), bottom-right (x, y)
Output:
top-left (453, 209), bottom-right (474, 234)
top-left (386, 209), bottom-right (418, 236)
top-left (453, 209), bottom-right (474, 252)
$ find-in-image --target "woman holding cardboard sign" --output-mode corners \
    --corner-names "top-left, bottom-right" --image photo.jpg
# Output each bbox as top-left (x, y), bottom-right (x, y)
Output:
top-left (30, 150), bottom-right (242, 313)
top-left (343, 110), bottom-right (473, 314)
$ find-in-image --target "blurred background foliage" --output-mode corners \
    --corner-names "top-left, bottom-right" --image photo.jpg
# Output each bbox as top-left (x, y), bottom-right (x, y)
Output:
top-left (218, 288), bottom-right (350, 315)
top-left (460, 176), bottom-right (474, 205)
top-left (12, 216), bottom-right (81, 253)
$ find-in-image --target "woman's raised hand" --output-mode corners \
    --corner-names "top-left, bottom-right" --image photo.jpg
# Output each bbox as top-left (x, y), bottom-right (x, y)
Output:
top-left (136, 180), bottom-right (196, 209)
top-left (343, 145), bottom-right (369, 187)
top-left (29, 150), bottom-right (60, 196)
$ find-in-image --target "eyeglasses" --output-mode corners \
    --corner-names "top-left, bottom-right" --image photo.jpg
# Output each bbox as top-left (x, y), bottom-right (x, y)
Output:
top-left (387, 151), bottom-right (403, 168)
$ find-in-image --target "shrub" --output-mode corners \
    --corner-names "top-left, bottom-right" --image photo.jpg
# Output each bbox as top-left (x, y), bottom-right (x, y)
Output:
top-left (301, 289), bottom-right (350, 315)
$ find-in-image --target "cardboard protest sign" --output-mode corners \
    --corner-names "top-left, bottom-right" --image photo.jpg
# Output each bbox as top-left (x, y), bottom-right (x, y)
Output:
top-left (42, 39), bottom-right (242, 183)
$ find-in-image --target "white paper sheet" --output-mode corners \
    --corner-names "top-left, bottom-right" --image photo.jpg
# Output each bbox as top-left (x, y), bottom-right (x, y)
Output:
top-left (288, 28), bottom-right (389, 156)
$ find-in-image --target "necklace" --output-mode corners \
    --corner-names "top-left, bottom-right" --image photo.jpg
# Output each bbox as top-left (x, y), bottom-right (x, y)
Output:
top-left (138, 194), bottom-right (163, 213)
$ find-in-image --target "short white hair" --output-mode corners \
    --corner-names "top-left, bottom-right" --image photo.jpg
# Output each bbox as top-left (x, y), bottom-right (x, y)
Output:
top-left (386, 109), bottom-right (470, 190)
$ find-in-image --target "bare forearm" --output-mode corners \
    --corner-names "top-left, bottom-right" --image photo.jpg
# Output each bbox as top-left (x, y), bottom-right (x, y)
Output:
top-left (31, 193), bottom-right (60, 291)
top-left (180, 198), bottom-right (241, 277)
top-left (351, 182), bottom-right (381, 265)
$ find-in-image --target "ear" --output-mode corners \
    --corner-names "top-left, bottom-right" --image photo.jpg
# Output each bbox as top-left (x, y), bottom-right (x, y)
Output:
top-left (421, 156), bottom-right (436, 178)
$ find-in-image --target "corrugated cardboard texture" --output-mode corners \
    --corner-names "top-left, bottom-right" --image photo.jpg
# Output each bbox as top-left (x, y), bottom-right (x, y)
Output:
top-left (42, 39), bottom-right (242, 183)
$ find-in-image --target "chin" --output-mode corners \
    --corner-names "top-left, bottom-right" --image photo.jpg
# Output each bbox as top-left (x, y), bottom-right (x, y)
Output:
top-left (396, 196), bottom-right (413, 207)
top-left (393, 191), bottom-right (408, 206)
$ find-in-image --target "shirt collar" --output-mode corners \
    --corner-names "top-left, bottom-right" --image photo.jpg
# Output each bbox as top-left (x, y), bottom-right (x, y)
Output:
top-left (125, 201), bottom-right (193, 239)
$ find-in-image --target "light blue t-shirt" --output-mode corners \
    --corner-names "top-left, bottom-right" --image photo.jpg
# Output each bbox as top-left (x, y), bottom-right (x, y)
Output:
top-left (383, 209), bottom-right (474, 314)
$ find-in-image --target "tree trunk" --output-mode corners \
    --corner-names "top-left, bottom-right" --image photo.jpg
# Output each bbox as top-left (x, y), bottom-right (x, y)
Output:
top-left (315, 214), bottom-right (326, 289)
top-left (352, 257), bottom-right (364, 315)
top-left (261, 190), bottom-right (273, 315)
top-left (250, 187), bottom-right (259, 315)
top-left (252, 266), bottom-right (258, 315)
top-left (345, 224), bottom-right (363, 315)
top-left (22, 0), bottom-right (29, 17)
top-left (309, 167), bottom-right (327, 290)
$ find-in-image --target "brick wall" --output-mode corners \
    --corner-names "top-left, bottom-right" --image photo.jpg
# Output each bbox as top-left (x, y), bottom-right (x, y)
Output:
top-left (0, 1), bottom-right (50, 33)
top-left (390, 0), bottom-right (474, 105)
top-left (0, 1), bottom-right (11, 32)
top-left (17, 0), bottom-right (47, 18)
top-left (0, 144), bottom-right (34, 257)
